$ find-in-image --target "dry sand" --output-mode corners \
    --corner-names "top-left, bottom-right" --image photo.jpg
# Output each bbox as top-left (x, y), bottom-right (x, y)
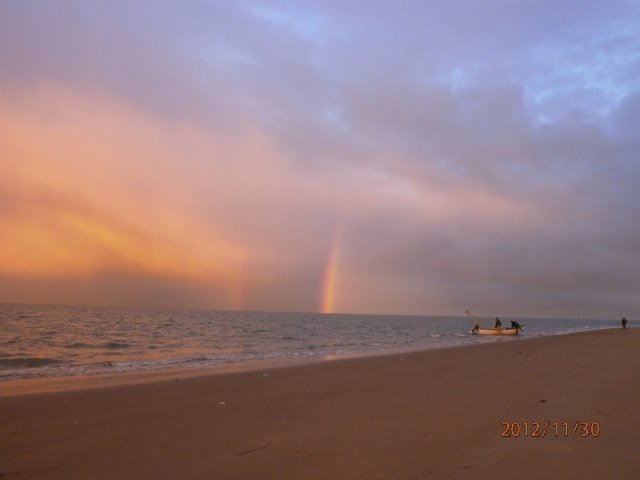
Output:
top-left (1, 328), bottom-right (638, 479)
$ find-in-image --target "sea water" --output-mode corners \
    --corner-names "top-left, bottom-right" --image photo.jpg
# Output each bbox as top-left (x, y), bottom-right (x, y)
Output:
top-left (0, 303), bottom-right (619, 381)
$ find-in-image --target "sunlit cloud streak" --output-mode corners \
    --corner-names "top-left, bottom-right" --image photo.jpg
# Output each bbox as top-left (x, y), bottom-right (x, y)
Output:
top-left (1, 1), bottom-right (639, 317)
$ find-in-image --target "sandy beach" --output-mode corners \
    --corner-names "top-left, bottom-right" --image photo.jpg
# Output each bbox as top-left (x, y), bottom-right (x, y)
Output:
top-left (1, 328), bottom-right (638, 479)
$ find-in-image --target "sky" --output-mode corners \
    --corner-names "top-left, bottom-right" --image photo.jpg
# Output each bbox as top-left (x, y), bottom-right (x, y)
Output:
top-left (1, 1), bottom-right (639, 318)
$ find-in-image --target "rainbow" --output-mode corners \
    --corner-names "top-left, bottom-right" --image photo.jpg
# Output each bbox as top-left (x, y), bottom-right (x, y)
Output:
top-left (320, 225), bottom-right (343, 314)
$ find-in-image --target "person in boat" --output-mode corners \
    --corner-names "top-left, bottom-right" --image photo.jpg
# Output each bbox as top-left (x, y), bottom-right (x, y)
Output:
top-left (472, 324), bottom-right (480, 333)
top-left (621, 317), bottom-right (628, 329)
top-left (510, 320), bottom-right (523, 331)
top-left (494, 317), bottom-right (502, 329)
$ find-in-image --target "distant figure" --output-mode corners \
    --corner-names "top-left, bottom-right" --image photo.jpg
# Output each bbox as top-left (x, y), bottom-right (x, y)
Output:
top-left (472, 324), bottom-right (479, 333)
top-left (494, 317), bottom-right (502, 329)
top-left (621, 318), bottom-right (628, 329)
top-left (510, 320), bottom-right (523, 331)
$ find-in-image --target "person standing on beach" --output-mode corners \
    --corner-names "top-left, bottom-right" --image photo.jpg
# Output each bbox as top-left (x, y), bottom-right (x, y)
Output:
top-left (621, 318), bottom-right (628, 329)
top-left (494, 318), bottom-right (502, 329)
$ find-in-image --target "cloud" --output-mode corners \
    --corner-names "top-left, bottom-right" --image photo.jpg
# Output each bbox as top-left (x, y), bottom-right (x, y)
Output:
top-left (0, 1), bottom-right (639, 317)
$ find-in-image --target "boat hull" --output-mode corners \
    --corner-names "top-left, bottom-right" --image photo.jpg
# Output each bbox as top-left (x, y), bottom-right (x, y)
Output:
top-left (473, 328), bottom-right (519, 336)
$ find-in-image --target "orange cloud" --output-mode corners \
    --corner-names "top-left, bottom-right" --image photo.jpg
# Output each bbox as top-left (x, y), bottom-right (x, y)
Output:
top-left (0, 87), bottom-right (273, 307)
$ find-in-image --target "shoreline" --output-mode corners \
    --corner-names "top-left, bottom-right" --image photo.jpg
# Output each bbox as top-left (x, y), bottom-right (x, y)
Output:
top-left (0, 327), bottom-right (618, 397)
top-left (1, 327), bottom-right (637, 479)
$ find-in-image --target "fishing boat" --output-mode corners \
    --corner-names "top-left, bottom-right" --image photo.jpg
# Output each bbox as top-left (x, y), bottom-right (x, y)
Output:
top-left (465, 310), bottom-right (522, 336)
top-left (471, 326), bottom-right (519, 336)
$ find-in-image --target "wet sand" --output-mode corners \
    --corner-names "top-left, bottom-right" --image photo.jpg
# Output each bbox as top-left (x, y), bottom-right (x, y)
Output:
top-left (1, 328), bottom-right (638, 479)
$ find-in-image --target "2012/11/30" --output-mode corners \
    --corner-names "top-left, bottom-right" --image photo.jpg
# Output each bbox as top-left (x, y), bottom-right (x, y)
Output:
top-left (501, 421), bottom-right (600, 438)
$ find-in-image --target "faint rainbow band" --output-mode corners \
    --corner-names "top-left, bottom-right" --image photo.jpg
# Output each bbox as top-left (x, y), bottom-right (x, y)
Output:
top-left (320, 224), bottom-right (343, 314)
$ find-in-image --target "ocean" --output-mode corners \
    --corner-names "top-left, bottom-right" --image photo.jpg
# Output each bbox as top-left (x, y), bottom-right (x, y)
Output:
top-left (0, 303), bottom-right (619, 382)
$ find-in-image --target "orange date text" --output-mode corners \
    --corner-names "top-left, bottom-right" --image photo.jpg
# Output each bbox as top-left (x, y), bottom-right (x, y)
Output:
top-left (501, 421), bottom-right (600, 438)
